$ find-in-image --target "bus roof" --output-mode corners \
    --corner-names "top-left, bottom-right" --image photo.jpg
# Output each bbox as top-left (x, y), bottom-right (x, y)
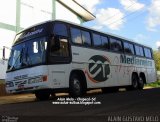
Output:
top-left (17, 20), bottom-right (152, 49)
top-left (55, 20), bottom-right (152, 49)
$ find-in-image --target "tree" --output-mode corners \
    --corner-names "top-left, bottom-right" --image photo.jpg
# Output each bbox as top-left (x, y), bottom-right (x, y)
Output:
top-left (153, 51), bottom-right (160, 71)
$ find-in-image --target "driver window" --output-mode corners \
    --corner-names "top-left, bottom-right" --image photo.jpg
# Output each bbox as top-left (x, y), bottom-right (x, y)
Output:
top-left (50, 23), bottom-right (69, 58)
top-left (50, 37), bottom-right (69, 57)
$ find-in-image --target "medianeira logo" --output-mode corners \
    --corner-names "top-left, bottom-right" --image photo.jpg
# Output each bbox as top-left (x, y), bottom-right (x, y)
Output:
top-left (85, 55), bottom-right (111, 83)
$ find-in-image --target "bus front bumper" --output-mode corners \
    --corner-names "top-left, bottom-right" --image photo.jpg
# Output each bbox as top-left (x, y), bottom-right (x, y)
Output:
top-left (6, 75), bottom-right (50, 94)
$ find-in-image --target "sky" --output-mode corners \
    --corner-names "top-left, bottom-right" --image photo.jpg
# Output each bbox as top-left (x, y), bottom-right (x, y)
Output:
top-left (75, 0), bottom-right (160, 50)
top-left (0, 0), bottom-right (160, 52)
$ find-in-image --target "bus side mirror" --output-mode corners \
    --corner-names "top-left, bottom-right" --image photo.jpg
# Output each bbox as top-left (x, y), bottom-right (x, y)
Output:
top-left (2, 46), bottom-right (5, 60)
top-left (51, 36), bottom-right (60, 51)
top-left (2, 46), bottom-right (11, 60)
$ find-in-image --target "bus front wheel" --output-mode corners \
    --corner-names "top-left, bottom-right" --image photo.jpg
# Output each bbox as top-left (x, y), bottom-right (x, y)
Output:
top-left (69, 74), bottom-right (83, 97)
top-left (35, 90), bottom-right (50, 101)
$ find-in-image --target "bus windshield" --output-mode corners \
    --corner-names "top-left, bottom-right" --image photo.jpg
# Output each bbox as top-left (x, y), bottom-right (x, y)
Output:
top-left (7, 36), bottom-right (47, 71)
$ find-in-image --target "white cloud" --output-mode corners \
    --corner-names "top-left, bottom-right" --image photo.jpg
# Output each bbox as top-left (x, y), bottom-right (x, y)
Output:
top-left (95, 8), bottom-right (125, 30)
top-left (92, 25), bottom-right (103, 30)
top-left (74, 0), bottom-right (101, 13)
top-left (134, 34), bottom-right (148, 44)
top-left (147, 0), bottom-right (160, 31)
top-left (146, 26), bottom-right (157, 32)
top-left (156, 41), bottom-right (160, 47)
top-left (120, 0), bottom-right (145, 12)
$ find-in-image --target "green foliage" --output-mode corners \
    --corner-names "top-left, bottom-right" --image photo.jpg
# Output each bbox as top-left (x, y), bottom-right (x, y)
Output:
top-left (145, 80), bottom-right (160, 87)
top-left (153, 51), bottom-right (160, 70)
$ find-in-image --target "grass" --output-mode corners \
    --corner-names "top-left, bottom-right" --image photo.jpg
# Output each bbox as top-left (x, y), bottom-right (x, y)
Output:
top-left (145, 80), bottom-right (160, 88)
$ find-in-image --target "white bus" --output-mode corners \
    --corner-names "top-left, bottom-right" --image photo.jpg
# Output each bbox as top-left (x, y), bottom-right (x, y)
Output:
top-left (5, 20), bottom-right (157, 100)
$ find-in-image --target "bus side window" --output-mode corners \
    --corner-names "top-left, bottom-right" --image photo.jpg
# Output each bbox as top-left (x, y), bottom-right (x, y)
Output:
top-left (135, 45), bottom-right (144, 57)
top-left (144, 47), bottom-right (152, 58)
top-left (81, 30), bottom-right (91, 46)
top-left (101, 36), bottom-right (109, 50)
top-left (124, 42), bottom-right (134, 55)
top-left (70, 27), bottom-right (82, 45)
top-left (93, 33), bottom-right (102, 48)
top-left (139, 46), bottom-right (144, 57)
top-left (110, 38), bottom-right (122, 52)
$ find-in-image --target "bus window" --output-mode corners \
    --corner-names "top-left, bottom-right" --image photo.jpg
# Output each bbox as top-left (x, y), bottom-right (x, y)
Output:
top-left (144, 47), bottom-right (152, 58)
top-left (81, 30), bottom-right (91, 46)
top-left (50, 36), bottom-right (69, 57)
top-left (58, 38), bottom-right (69, 57)
top-left (129, 43), bottom-right (135, 54)
top-left (135, 45), bottom-right (144, 57)
top-left (110, 38), bottom-right (122, 52)
top-left (71, 27), bottom-right (82, 44)
top-left (50, 23), bottom-right (70, 60)
top-left (53, 23), bottom-right (68, 37)
top-left (139, 46), bottom-right (144, 56)
top-left (33, 42), bottom-right (38, 53)
top-left (124, 42), bottom-right (134, 54)
top-left (101, 36), bottom-right (109, 49)
top-left (93, 33), bottom-right (101, 48)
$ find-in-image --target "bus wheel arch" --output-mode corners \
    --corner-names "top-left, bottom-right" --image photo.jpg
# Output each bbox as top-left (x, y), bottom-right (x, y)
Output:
top-left (69, 70), bottom-right (87, 97)
top-left (138, 72), bottom-right (146, 90)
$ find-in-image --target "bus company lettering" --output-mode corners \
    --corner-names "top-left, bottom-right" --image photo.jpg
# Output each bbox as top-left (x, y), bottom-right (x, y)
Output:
top-left (20, 28), bottom-right (43, 39)
top-left (120, 55), bottom-right (152, 66)
top-left (86, 55), bottom-right (111, 83)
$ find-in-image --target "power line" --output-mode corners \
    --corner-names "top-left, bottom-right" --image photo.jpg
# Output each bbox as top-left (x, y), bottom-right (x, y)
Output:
top-left (103, 0), bottom-right (138, 22)
top-left (107, 8), bottom-right (146, 26)
top-left (107, 2), bottom-right (150, 27)
top-left (119, 8), bottom-right (147, 25)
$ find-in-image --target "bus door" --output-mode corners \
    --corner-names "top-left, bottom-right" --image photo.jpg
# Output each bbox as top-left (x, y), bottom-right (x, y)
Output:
top-left (48, 23), bottom-right (71, 88)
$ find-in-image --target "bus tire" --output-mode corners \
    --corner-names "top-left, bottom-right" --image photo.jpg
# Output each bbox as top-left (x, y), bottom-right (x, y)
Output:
top-left (127, 73), bottom-right (138, 91)
top-left (35, 90), bottom-right (50, 101)
top-left (69, 74), bottom-right (83, 97)
top-left (131, 73), bottom-right (139, 90)
top-left (138, 76), bottom-right (144, 90)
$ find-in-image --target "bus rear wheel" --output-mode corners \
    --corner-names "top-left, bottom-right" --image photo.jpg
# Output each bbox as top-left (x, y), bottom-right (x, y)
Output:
top-left (69, 74), bottom-right (83, 97)
top-left (127, 74), bottom-right (138, 91)
top-left (138, 76), bottom-right (144, 90)
top-left (131, 74), bottom-right (139, 90)
top-left (35, 90), bottom-right (50, 101)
